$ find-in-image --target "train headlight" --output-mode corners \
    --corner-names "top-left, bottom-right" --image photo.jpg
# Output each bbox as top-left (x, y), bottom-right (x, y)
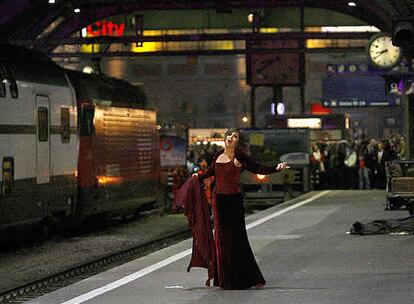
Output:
top-left (97, 175), bottom-right (122, 185)
top-left (97, 176), bottom-right (107, 185)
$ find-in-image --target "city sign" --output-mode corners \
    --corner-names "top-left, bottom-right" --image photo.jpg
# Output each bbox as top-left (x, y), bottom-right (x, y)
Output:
top-left (86, 20), bottom-right (125, 37)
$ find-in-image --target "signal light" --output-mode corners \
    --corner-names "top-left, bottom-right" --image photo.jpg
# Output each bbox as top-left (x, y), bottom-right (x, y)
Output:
top-left (392, 21), bottom-right (414, 47)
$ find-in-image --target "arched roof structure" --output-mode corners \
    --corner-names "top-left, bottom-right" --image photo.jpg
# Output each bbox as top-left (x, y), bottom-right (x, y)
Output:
top-left (0, 0), bottom-right (412, 44)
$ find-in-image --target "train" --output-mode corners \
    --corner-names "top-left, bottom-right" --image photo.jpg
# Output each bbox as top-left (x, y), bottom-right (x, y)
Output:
top-left (0, 45), bottom-right (160, 238)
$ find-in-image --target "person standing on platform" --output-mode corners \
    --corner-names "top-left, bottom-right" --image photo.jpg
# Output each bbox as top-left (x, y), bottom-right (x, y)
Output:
top-left (196, 128), bottom-right (288, 290)
top-left (375, 140), bottom-right (396, 189)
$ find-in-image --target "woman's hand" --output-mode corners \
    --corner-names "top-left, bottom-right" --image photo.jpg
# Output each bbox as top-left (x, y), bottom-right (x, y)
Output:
top-left (276, 162), bottom-right (288, 171)
top-left (192, 173), bottom-right (199, 177)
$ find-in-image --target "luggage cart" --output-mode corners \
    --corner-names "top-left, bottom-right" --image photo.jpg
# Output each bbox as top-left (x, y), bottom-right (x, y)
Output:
top-left (385, 160), bottom-right (414, 215)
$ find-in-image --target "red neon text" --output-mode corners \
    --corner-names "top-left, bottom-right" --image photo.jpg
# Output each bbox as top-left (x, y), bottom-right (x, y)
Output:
top-left (86, 21), bottom-right (125, 37)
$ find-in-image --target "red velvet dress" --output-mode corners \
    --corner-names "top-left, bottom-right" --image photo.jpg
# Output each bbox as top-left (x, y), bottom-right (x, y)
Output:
top-left (199, 148), bottom-right (277, 289)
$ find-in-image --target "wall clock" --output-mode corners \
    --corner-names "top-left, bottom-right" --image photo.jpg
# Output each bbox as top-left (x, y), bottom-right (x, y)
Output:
top-left (247, 52), bottom-right (300, 86)
top-left (367, 33), bottom-right (402, 69)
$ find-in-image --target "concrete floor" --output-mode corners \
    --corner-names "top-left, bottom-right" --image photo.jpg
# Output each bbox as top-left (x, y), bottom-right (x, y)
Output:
top-left (26, 190), bottom-right (414, 304)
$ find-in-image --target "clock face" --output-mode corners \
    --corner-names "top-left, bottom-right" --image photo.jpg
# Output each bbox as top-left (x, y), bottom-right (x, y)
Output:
top-left (247, 53), bottom-right (300, 86)
top-left (367, 33), bottom-right (402, 69)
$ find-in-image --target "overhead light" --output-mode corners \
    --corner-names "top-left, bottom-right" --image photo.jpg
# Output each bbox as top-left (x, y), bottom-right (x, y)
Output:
top-left (48, 0), bottom-right (56, 3)
top-left (74, 8), bottom-right (80, 13)
top-left (348, 2), bottom-right (356, 6)
top-left (82, 66), bottom-right (94, 74)
top-left (247, 13), bottom-right (254, 24)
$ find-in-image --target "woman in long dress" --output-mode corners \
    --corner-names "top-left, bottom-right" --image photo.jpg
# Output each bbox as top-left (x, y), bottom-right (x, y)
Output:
top-left (197, 128), bottom-right (287, 289)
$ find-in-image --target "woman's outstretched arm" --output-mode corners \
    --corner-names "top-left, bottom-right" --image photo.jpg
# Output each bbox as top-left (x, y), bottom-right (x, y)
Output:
top-left (236, 149), bottom-right (287, 174)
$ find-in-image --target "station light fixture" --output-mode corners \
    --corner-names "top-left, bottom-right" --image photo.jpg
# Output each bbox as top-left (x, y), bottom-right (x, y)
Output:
top-left (74, 8), bottom-right (81, 13)
top-left (348, 2), bottom-right (356, 7)
top-left (241, 115), bottom-right (249, 123)
top-left (82, 66), bottom-right (94, 74)
top-left (48, 0), bottom-right (56, 4)
top-left (247, 13), bottom-right (254, 24)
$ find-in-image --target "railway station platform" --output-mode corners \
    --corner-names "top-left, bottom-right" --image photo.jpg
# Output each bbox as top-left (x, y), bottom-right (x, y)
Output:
top-left (16, 189), bottom-right (414, 304)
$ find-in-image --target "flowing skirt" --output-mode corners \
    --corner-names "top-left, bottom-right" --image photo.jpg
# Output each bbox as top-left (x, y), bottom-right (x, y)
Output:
top-left (213, 193), bottom-right (266, 289)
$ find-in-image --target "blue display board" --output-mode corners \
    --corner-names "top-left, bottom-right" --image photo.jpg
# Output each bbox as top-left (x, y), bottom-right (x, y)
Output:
top-left (322, 75), bottom-right (400, 107)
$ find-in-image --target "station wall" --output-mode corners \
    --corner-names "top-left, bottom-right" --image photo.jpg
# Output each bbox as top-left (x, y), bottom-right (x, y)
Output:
top-left (63, 51), bottom-right (403, 139)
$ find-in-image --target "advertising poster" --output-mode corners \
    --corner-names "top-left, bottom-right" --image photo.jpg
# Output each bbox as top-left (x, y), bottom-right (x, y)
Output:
top-left (160, 136), bottom-right (186, 168)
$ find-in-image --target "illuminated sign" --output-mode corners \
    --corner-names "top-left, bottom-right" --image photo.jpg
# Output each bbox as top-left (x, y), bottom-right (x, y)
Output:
top-left (86, 20), bottom-right (125, 37)
top-left (310, 103), bottom-right (332, 115)
top-left (323, 99), bottom-right (401, 107)
top-left (287, 118), bottom-right (322, 129)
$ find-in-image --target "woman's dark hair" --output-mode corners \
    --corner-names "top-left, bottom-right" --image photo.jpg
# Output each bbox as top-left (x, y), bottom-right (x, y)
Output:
top-left (224, 127), bottom-right (241, 138)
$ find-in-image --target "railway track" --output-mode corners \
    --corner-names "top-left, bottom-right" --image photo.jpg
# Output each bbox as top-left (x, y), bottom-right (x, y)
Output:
top-left (0, 229), bottom-right (191, 304)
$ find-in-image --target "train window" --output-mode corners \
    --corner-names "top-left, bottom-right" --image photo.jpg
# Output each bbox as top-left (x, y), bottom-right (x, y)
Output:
top-left (38, 107), bottom-right (49, 142)
top-left (4, 67), bottom-right (18, 98)
top-left (61, 108), bottom-right (70, 143)
top-left (0, 67), bottom-right (6, 97)
top-left (2, 157), bottom-right (14, 195)
top-left (79, 106), bottom-right (95, 136)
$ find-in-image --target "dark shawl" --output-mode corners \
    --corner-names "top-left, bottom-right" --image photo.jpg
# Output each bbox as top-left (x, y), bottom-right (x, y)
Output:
top-left (174, 176), bottom-right (215, 286)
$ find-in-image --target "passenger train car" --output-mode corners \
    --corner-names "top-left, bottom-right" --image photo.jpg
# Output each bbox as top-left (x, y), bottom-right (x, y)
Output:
top-left (0, 45), bottom-right (160, 237)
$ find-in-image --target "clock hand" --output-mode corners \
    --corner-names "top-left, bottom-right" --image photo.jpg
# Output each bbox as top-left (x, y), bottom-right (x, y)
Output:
top-left (373, 51), bottom-right (388, 60)
top-left (257, 59), bottom-right (275, 73)
top-left (375, 49), bottom-right (388, 54)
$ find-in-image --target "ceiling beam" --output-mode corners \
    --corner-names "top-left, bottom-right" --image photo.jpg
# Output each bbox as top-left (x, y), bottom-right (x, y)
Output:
top-left (8, 31), bottom-right (373, 49)
top-left (48, 47), bottom-right (366, 58)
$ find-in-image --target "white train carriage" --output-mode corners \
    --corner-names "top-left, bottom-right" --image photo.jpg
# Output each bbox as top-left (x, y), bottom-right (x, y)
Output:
top-left (0, 45), bottom-right (78, 234)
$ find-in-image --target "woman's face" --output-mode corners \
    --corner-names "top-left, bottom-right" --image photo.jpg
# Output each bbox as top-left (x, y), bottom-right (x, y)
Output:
top-left (225, 132), bottom-right (239, 148)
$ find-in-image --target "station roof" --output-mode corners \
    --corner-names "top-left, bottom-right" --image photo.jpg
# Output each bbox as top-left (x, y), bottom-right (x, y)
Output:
top-left (0, 1), bottom-right (412, 50)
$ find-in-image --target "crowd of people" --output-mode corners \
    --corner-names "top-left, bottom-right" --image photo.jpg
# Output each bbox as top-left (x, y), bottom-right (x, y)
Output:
top-left (310, 134), bottom-right (406, 190)
top-left (182, 134), bottom-right (406, 192)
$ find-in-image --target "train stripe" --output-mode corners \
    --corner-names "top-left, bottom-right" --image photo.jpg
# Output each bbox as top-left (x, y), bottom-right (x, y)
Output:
top-left (0, 125), bottom-right (77, 134)
top-left (0, 125), bottom-right (36, 134)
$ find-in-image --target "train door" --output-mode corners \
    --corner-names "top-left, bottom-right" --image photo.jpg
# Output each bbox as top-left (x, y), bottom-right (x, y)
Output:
top-left (36, 96), bottom-right (51, 184)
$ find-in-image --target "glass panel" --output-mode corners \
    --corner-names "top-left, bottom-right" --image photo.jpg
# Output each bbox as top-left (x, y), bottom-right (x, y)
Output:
top-left (2, 157), bottom-right (14, 195)
top-left (61, 107), bottom-right (70, 143)
top-left (38, 107), bottom-right (49, 142)
top-left (0, 67), bottom-right (6, 98)
top-left (79, 106), bottom-right (95, 136)
top-left (4, 67), bottom-right (18, 98)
